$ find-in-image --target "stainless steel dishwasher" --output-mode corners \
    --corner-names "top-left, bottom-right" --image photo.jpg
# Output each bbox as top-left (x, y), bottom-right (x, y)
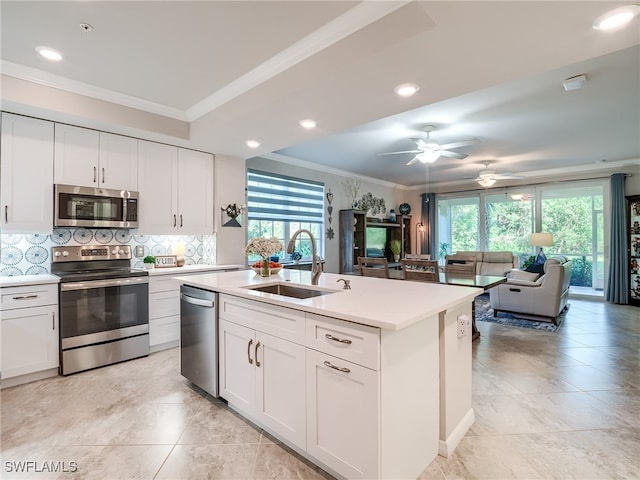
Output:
top-left (180, 285), bottom-right (218, 397)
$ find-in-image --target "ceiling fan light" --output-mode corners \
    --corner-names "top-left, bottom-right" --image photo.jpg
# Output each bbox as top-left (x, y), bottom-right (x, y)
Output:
top-left (510, 194), bottom-right (524, 200)
top-left (417, 151), bottom-right (439, 163)
top-left (593, 5), bottom-right (640, 30)
top-left (478, 177), bottom-right (496, 187)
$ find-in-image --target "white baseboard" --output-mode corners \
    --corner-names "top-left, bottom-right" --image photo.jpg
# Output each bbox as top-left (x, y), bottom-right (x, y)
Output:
top-left (438, 408), bottom-right (475, 458)
top-left (1, 367), bottom-right (59, 389)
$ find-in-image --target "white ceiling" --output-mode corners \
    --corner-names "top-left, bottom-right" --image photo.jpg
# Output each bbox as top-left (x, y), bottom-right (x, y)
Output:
top-left (1, 1), bottom-right (639, 189)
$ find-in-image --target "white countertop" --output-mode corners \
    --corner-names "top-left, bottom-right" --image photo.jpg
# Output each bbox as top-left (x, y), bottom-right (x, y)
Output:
top-left (147, 264), bottom-right (244, 276)
top-left (174, 269), bottom-right (481, 331)
top-left (0, 274), bottom-right (60, 287)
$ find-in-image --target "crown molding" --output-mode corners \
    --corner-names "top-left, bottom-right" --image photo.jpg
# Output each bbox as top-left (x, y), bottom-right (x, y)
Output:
top-left (1, 60), bottom-right (188, 121)
top-left (185, 1), bottom-right (410, 122)
top-left (260, 152), bottom-right (405, 189)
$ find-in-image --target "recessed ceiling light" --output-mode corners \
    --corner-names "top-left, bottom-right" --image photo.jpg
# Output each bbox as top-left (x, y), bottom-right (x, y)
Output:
top-left (246, 140), bottom-right (260, 149)
top-left (36, 46), bottom-right (63, 61)
top-left (593, 5), bottom-right (640, 30)
top-left (394, 83), bottom-right (420, 98)
top-left (299, 119), bottom-right (316, 130)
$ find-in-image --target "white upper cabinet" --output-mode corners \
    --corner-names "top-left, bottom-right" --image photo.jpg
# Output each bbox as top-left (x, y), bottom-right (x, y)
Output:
top-left (0, 113), bottom-right (54, 233)
top-left (98, 132), bottom-right (138, 190)
top-left (138, 140), bottom-right (214, 235)
top-left (54, 124), bottom-right (138, 190)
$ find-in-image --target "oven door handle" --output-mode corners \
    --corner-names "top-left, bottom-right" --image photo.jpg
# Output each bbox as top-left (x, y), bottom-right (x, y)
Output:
top-left (60, 276), bottom-right (148, 291)
top-left (181, 293), bottom-right (215, 308)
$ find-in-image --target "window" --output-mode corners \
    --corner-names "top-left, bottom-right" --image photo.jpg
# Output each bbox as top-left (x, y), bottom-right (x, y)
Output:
top-left (435, 181), bottom-right (606, 294)
top-left (246, 170), bottom-right (324, 262)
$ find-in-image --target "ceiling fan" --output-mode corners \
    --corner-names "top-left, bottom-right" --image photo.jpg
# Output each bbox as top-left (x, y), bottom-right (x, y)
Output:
top-left (475, 161), bottom-right (524, 187)
top-left (377, 125), bottom-right (479, 166)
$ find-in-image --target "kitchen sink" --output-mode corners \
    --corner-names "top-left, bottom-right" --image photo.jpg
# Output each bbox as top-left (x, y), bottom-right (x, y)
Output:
top-left (245, 283), bottom-right (337, 299)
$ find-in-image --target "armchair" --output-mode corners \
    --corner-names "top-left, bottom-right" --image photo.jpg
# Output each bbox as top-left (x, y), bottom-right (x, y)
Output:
top-left (489, 257), bottom-right (572, 324)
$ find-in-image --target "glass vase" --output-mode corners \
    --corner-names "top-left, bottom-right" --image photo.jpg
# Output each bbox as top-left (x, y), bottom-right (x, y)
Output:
top-left (261, 257), bottom-right (271, 277)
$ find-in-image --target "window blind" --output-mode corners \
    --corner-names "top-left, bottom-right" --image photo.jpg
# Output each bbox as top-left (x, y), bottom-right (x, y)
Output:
top-left (247, 170), bottom-right (324, 223)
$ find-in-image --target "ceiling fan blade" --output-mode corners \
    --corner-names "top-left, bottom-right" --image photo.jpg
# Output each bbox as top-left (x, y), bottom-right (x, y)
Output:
top-left (440, 139), bottom-right (479, 150)
top-left (406, 156), bottom-right (420, 166)
top-left (439, 150), bottom-right (468, 159)
top-left (495, 174), bottom-right (524, 179)
top-left (377, 149), bottom-right (421, 156)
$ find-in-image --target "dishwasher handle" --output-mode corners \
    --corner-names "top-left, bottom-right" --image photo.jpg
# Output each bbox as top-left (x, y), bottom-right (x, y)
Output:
top-left (181, 293), bottom-right (215, 308)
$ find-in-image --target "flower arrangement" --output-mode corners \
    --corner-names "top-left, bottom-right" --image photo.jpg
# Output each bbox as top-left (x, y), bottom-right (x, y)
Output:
top-left (244, 237), bottom-right (284, 259)
top-left (342, 178), bottom-right (361, 206)
top-left (222, 203), bottom-right (244, 219)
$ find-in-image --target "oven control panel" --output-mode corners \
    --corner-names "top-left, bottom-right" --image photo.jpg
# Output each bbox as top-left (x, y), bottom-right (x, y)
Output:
top-left (52, 245), bottom-right (132, 262)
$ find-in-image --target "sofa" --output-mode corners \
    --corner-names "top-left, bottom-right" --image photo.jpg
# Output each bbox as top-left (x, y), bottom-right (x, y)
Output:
top-left (455, 251), bottom-right (519, 276)
top-left (489, 257), bottom-right (572, 324)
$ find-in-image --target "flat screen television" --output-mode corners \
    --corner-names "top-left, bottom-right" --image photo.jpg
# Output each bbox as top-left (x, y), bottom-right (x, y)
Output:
top-left (365, 227), bottom-right (387, 258)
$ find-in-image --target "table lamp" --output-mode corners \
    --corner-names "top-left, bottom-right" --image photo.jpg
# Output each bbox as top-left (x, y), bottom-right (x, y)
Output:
top-left (529, 232), bottom-right (553, 264)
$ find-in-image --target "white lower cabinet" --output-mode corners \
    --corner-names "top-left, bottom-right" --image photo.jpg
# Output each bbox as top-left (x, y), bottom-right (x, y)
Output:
top-left (217, 294), bottom-right (438, 480)
top-left (0, 284), bottom-right (59, 383)
top-left (219, 297), bottom-right (306, 447)
top-left (306, 348), bottom-right (379, 479)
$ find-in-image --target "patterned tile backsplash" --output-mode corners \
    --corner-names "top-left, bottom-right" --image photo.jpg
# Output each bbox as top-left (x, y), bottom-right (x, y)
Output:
top-left (0, 229), bottom-right (216, 276)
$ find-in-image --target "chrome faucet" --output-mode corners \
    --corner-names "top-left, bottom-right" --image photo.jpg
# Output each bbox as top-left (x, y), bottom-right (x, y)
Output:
top-left (288, 229), bottom-right (322, 285)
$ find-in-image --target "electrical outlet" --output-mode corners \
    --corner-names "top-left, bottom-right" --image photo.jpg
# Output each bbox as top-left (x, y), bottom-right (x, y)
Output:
top-left (135, 245), bottom-right (145, 257)
top-left (457, 314), bottom-right (470, 338)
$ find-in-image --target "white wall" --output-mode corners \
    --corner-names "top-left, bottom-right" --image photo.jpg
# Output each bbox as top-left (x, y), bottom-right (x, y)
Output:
top-left (214, 154), bottom-right (247, 265)
top-left (626, 164), bottom-right (640, 196)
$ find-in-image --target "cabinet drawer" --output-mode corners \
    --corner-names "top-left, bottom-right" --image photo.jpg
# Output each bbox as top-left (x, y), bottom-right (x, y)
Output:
top-left (149, 275), bottom-right (180, 294)
top-left (306, 313), bottom-right (380, 371)
top-left (149, 315), bottom-right (179, 346)
top-left (219, 294), bottom-right (305, 344)
top-left (0, 284), bottom-right (58, 311)
top-left (149, 290), bottom-right (180, 319)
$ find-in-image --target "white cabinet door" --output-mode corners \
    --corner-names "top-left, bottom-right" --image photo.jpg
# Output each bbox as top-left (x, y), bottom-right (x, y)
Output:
top-left (54, 123), bottom-right (100, 187)
top-left (306, 348), bottom-right (380, 480)
top-left (137, 140), bottom-right (178, 233)
top-left (1, 305), bottom-right (58, 379)
top-left (0, 113), bottom-right (54, 233)
top-left (256, 331), bottom-right (306, 447)
top-left (98, 132), bottom-right (138, 190)
top-left (219, 319), bottom-right (256, 413)
top-left (177, 148), bottom-right (214, 234)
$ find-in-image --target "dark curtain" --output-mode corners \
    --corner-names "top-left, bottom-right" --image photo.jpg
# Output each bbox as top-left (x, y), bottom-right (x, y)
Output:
top-left (605, 173), bottom-right (629, 304)
top-left (420, 193), bottom-right (437, 257)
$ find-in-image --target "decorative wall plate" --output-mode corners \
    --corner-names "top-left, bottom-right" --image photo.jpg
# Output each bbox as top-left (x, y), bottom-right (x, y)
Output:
top-left (399, 203), bottom-right (411, 215)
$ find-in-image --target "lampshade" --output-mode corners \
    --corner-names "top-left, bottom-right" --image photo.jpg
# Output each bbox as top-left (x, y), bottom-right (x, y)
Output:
top-left (529, 232), bottom-right (553, 247)
top-left (417, 151), bottom-right (439, 163)
top-left (478, 176), bottom-right (496, 187)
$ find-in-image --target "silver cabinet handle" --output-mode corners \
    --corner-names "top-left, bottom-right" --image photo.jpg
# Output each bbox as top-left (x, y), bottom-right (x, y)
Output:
top-left (173, 214), bottom-right (177, 227)
top-left (325, 333), bottom-right (352, 344)
top-left (101, 167), bottom-right (105, 184)
top-left (247, 338), bottom-right (253, 365)
top-left (180, 214), bottom-right (183, 228)
top-left (93, 166), bottom-right (97, 183)
top-left (4, 205), bottom-right (7, 223)
top-left (12, 294), bottom-right (38, 300)
top-left (255, 341), bottom-right (261, 367)
top-left (323, 360), bottom-right (350, 373)
top-left (52, 312), bottom-right (56, 330)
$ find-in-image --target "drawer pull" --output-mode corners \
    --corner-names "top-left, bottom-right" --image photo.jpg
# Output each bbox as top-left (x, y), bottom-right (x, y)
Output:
top-left (12, 294), bottom-right (38, 300)
top-left (52, 312), bottom-right (56, 330)
top-left (247, 338), bottom-right (254, 365)
top-left (255, 341), bottom-right (261, 367)
top-left (325, 333), bottom-right (352, 345)
top-left (324, 360), bottom-right (350, 373)
top-left (173, 214), bottom-right (177, 227)
top-left (93, 166), bottom-right (97, 183)
top-left (4, 205), bottom-right (7, 223)
top-left (101, 167), bottom-right (105, 184)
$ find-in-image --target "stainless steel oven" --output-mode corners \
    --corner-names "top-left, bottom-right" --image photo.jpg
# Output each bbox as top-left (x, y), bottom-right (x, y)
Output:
top-left (52, 245), bottom-right (149, 375)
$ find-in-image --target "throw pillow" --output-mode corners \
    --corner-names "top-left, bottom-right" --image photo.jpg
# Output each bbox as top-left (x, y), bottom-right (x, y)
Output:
top-left (510, 270), bottom-right (540, 282)
top-left (524, 263), bottom-right (544, 274)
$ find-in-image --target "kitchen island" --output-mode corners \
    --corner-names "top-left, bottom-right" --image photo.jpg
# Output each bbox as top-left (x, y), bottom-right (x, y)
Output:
top-left (174, 269), bottom-right (480, 480)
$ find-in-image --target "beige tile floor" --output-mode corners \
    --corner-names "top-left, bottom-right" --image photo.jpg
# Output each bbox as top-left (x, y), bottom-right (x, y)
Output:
top-left (1, 297), bottom-right (638, 479)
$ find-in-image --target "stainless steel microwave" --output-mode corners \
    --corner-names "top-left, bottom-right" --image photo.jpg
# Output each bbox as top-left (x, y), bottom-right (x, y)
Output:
top-left (54, 184), bottom-right (139, 229)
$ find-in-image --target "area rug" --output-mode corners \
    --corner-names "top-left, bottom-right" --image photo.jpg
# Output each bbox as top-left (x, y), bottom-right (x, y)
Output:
top-left (474, 293), bottom-right (562, 332)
